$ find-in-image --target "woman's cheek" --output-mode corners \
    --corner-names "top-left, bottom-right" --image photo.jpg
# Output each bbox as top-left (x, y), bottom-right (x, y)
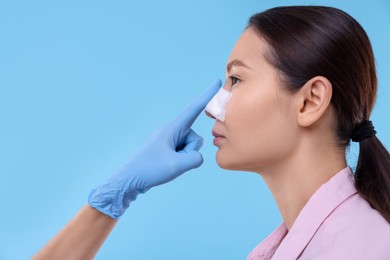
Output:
top-left (225, 88), bottom-right (244, 121)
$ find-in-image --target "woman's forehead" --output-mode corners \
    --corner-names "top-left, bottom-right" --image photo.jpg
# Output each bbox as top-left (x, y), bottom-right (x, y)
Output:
top-left (227, 28), bottom-right (272, 73)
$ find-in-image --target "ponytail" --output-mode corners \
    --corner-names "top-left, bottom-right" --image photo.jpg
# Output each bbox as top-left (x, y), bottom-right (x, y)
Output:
top-left (355, 136), bottom-right (390, 223)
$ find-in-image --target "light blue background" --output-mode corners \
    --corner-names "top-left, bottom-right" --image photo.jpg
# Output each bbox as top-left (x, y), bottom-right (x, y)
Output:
top-left (0, 1), bottom-right (389, 259)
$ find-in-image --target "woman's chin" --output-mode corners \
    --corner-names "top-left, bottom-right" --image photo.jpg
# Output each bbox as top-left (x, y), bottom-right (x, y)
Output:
top-left (215, 150), bottom-right (264, 172)
top-left (215, 151), bottom-right (242, 170)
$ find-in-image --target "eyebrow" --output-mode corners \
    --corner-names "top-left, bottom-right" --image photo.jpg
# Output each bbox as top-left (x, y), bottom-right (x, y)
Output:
top-left (226, 59), bottom-right (253, 74)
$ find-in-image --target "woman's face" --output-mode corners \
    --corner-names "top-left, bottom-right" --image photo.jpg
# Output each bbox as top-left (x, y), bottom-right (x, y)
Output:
top-left (209, 28), bottom-right (300, 173)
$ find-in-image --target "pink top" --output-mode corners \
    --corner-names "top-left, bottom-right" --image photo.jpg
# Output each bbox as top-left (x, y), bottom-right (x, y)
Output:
top-left (247, 167), bottom-right (390, 260)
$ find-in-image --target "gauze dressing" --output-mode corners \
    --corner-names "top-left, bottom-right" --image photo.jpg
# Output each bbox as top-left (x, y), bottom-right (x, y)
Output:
top-left (205, 87), bottom-right (232, 122)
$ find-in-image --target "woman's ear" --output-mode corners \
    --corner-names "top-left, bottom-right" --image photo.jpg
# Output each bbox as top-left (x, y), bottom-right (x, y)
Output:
top-left (296, 76), bottom-right (333, 127)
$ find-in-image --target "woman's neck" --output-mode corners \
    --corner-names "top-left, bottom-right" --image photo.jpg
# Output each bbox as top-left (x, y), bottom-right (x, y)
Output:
top-left (258, 139), bottom-right (347, 230)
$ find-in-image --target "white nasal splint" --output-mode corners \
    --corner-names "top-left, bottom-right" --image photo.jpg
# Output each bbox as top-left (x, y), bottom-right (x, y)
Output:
top-left (205, 87), bottom-right (232, 122)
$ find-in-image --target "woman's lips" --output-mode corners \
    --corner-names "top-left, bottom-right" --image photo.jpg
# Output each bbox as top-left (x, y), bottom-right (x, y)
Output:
top-left (212, 129), bottom-right (225, 146)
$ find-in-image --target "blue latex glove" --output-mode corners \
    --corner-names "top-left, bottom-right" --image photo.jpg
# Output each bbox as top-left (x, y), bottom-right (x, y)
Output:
top-left (88, 79), bottom-right (222, 219)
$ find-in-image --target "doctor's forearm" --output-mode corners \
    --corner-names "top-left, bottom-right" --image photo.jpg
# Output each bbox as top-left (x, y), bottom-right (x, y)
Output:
top-left (32, 204), bottom-right (118, 260)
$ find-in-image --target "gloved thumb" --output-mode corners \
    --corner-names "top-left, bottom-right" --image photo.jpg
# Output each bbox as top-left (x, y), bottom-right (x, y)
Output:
top-left (176, 150), bottom-right (204, 173)
top-left (175, 129), bottom-right (204, 172)
top-left (181, 129), bottom-right (204, 152)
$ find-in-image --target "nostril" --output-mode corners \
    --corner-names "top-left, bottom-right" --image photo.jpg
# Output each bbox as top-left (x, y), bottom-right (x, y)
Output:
top-left (205, 110), bottom-right (216, 119)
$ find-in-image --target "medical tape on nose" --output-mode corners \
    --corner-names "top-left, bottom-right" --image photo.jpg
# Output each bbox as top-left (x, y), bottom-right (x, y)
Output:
top-left (205, 87), bottom-right (232, 122)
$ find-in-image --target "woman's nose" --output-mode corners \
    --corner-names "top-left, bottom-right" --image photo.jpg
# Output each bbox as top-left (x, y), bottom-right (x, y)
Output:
top-left (204, 85), bottom-right (231, 122)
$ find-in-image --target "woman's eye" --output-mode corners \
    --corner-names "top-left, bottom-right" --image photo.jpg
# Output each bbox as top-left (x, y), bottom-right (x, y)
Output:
top-left (230, 76), bottom-right (241, 87)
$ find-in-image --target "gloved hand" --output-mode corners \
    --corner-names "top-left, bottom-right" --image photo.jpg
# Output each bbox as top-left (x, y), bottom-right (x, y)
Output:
top-left (88, 79), bottom-right (222, 219)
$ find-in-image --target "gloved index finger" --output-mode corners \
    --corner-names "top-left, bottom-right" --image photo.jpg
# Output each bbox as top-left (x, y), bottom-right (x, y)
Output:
top-left (174, 79), bottom-right (222, 129)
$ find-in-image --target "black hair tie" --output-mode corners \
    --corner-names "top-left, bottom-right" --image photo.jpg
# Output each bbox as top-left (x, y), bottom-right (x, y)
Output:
top-left (351, 120), bottom-right (377, 142)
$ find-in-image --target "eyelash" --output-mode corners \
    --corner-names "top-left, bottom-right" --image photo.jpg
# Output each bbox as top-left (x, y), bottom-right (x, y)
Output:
top-left (229, 75), bottom-right (241, 87)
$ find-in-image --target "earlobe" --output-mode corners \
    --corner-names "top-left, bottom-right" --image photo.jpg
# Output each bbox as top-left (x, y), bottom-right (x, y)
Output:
top-left (297, 76), bottom-right (333, 127)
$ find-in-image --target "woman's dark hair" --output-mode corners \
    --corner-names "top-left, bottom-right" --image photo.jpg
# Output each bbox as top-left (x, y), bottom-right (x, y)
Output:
top-left (248, 6), bottom-right (390, 222)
